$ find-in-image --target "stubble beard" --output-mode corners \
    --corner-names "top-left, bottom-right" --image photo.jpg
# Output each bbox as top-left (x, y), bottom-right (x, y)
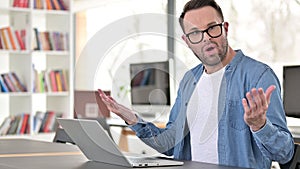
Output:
top-left (194, 37), bottom-right (229, 67)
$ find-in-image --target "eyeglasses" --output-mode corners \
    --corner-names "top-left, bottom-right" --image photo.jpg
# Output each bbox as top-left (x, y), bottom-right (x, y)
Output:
top-left (185, 22), bottom-right (224, 44)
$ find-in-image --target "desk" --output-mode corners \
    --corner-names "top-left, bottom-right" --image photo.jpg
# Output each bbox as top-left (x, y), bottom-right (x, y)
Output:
top-left (293, 134), bottom-right (300, 143)
top-left (0, 139), bottom-right (249, 169)
top-left (288, 126), bottom-right (300, 143)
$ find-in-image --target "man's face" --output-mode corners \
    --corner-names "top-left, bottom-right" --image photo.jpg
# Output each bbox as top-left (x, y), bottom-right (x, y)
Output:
top-left (182, 6), bottom-right (229, 67)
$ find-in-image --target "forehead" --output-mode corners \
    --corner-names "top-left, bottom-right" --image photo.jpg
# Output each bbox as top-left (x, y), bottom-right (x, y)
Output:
top-left (183, 6), bottom-right (221, 31)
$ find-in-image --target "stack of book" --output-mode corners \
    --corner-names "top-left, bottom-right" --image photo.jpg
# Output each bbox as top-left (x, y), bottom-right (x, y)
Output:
top-left (12, 0), bottom-right (29, 8)
top-left (0, 26), bottom-right (27, 51)
top-left (0, 72), bottom-right (27, 93)
top-left (33, 28), bottom-right (69, 51)
top-left (43, 0), bottom-right (68, 10)
top-left (0, 111), bottom-right (63, 135)
top-left (32, 68), bottom-right (68, 93)
top-left (0, 113), bottom-right (30, 135)
top-left (33, 111), bottom-right (63, 134)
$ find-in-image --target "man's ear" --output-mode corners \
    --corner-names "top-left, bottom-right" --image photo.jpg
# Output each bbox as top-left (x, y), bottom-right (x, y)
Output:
top-left (182, 35), bottom-right (189, 45)
top-left (223, 22), bottom-right (229, 35)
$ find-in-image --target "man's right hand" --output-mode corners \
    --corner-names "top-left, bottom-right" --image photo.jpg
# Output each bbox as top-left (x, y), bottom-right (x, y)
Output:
top-left (97, 89), bottom-right (138, 125)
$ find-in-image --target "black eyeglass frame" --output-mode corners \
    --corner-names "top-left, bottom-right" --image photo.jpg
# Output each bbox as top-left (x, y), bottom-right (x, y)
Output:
top-left (185, 22), bottom-right (225, 44)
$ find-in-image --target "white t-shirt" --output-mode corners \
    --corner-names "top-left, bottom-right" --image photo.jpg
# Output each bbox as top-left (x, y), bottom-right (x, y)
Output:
top-left (187, 67), bottom-right (225, 164)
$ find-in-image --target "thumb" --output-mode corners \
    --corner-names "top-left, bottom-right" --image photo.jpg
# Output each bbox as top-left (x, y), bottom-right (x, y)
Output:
top-left (265, 85), bottom-right (276, 104)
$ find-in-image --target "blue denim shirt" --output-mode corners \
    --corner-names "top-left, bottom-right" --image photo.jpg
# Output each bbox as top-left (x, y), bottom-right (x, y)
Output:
top-left (129, 50), bottom-right (294, 169)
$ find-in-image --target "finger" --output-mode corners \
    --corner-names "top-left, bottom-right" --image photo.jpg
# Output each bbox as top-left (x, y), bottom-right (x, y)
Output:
top-left (108, 96), bottom-right (116, 102)
top-left (98, 89), bottom-right (110, 101)
top-left (265, 85), bottom-right (276, 104)
top-left (257, 88), bottom-right (268, 110)
top-left (246, 90), bottom-right (256, 111)
top-left (98, 90), bottom-right (112, 106)
top-left (251, 88), bottom-right (262, 109)
top-left (242, 98), bottom-right (250, 115)
top-left (98, 89), bottom-right (106, 97)
top-left (101, 96), bottom-right (111, 105)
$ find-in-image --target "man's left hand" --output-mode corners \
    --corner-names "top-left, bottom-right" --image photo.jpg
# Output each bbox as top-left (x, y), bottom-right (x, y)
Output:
top-left (242, 85), bottom-right (276, 132)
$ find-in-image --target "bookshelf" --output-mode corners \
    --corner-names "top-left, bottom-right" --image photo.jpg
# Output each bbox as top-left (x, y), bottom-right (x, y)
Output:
top-left (0, 0), bottom-right (73, 138)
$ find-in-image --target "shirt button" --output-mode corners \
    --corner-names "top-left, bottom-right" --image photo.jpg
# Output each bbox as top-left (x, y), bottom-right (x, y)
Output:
top-left (185, 102), bottom-right (188, 106)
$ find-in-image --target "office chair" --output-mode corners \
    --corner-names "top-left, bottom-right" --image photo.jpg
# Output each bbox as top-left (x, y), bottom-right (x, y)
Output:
top-left (53, 117), bottom-right (114, 144)
top-left (279, 144), bottom-right (300, 169)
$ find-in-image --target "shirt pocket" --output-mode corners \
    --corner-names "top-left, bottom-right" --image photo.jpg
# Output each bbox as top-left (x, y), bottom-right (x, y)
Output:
top-left (228, 100), bottom-right (248, 131)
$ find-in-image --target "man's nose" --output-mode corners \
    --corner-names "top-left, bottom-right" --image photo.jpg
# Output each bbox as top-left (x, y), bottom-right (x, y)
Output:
top-left (202, 32), bottom-right (211, 42)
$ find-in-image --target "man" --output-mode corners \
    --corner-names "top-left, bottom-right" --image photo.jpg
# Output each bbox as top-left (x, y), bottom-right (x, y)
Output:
top-left (98, 0), bottom-right (294, 168)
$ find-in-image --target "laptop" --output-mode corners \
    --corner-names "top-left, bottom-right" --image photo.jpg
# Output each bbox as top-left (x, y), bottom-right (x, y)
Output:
top-left (56, 118), bottom-right (184, 167)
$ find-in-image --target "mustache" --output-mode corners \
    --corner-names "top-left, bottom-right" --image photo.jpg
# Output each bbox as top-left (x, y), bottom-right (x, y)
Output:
top-left (201, 41), bottom-right (218, 51)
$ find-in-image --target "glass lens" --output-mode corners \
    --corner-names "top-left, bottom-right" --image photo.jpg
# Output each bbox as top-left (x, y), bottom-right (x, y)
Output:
top-left (188, 31), bottom-right (203, 43)
top-left (207, 24), bottom-right (222, 38)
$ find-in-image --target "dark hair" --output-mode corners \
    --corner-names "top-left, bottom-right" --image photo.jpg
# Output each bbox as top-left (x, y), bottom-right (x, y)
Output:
top-left (179, 0), bottom-right (224, 33)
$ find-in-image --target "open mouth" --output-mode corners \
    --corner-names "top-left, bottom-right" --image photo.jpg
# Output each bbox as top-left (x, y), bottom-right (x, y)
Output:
top-left (206, 46), bottom-right (215, 52)
top-left (204, 44), bottom-right (217, 53)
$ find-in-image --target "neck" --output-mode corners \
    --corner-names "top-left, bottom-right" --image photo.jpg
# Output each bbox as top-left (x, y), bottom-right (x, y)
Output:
top-left (204, 47), bottom-right (236, 74)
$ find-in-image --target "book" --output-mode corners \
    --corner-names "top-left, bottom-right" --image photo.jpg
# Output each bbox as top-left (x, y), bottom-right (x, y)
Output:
top-left (34, 71), bottom-right (41, 92)
top-left (19, 0), bottom-right (26, 8)
top-left (12, 0), bottom-right (20, 7)
top-left (19, 114), bottom-right (29, 134)
top-left (7, 116), bottom-right (21, 135)
top-left (23, 0), bottom-right (29, 8)
top-left (0, 75), bottom-right (9, 92)
top-left (41, 32), bottom-right (51, 51)
top-left (25, 115), bottom-right (30, 134)
top-left (51, 32), bottom-right (59, 50)
top-left (11, 72), bottom-right (27, 92)
top-left (57, 0), bottom-right (67, 10)
top-left (13, 0), bottom-right (28, 8)
top-left (2, 28), bottom-right (12, 50)
top-left (0, 34), bottom-right (3, 49)
top-left (20, 29), bottom-right (27, 50)
top-left (16, 114), bottom-right (24, 134)
top-left (55, 70), bottom-right (63, 92)
top-left (6, 27), bottom-right (17, 50)
top-left (0, 28), bottom-right (9, 50)
top-left (50, 113), bottom-right (63, 132)
top-left (46, 0), bottom-right (53, 10)
top-left (33, 0), bottom-right (36, 8)
top-left (33, 111), bottom-right (45, 133)
top-left (50, 0), bottom-right (60, 10)
top-left (49, 70), bottom-right (57, 92)
top-left (2, 73), bottom-right (17, 92)
top-left (39, 71), bottom-right (45, 92)
top-left (38, 111), bottom-right (50, 132)
top-left (61, 69), bottom-right (68, 91)
top-left (43, 70), bottom-right (51, 92)
top-left (14, 30), bottom-right (26, 50)
top-left (0, 117), bottom-right (12, 135)
top-left (33, 28), bottom-right (41, 50)
top-left (58, 70), bottom-right (66, 91)
top-left (46, 32), bottom-right (53, 50)
top-left (43, 111), bottom-right (55, 132)
top-left (59, 33), bottom-right (65, 51)
top-left (34, 0), bottom-right (43, 9)
top-left (7, 72), bottom-right (21, 92)
top-left (32, 65), bottom-right (38, 92)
